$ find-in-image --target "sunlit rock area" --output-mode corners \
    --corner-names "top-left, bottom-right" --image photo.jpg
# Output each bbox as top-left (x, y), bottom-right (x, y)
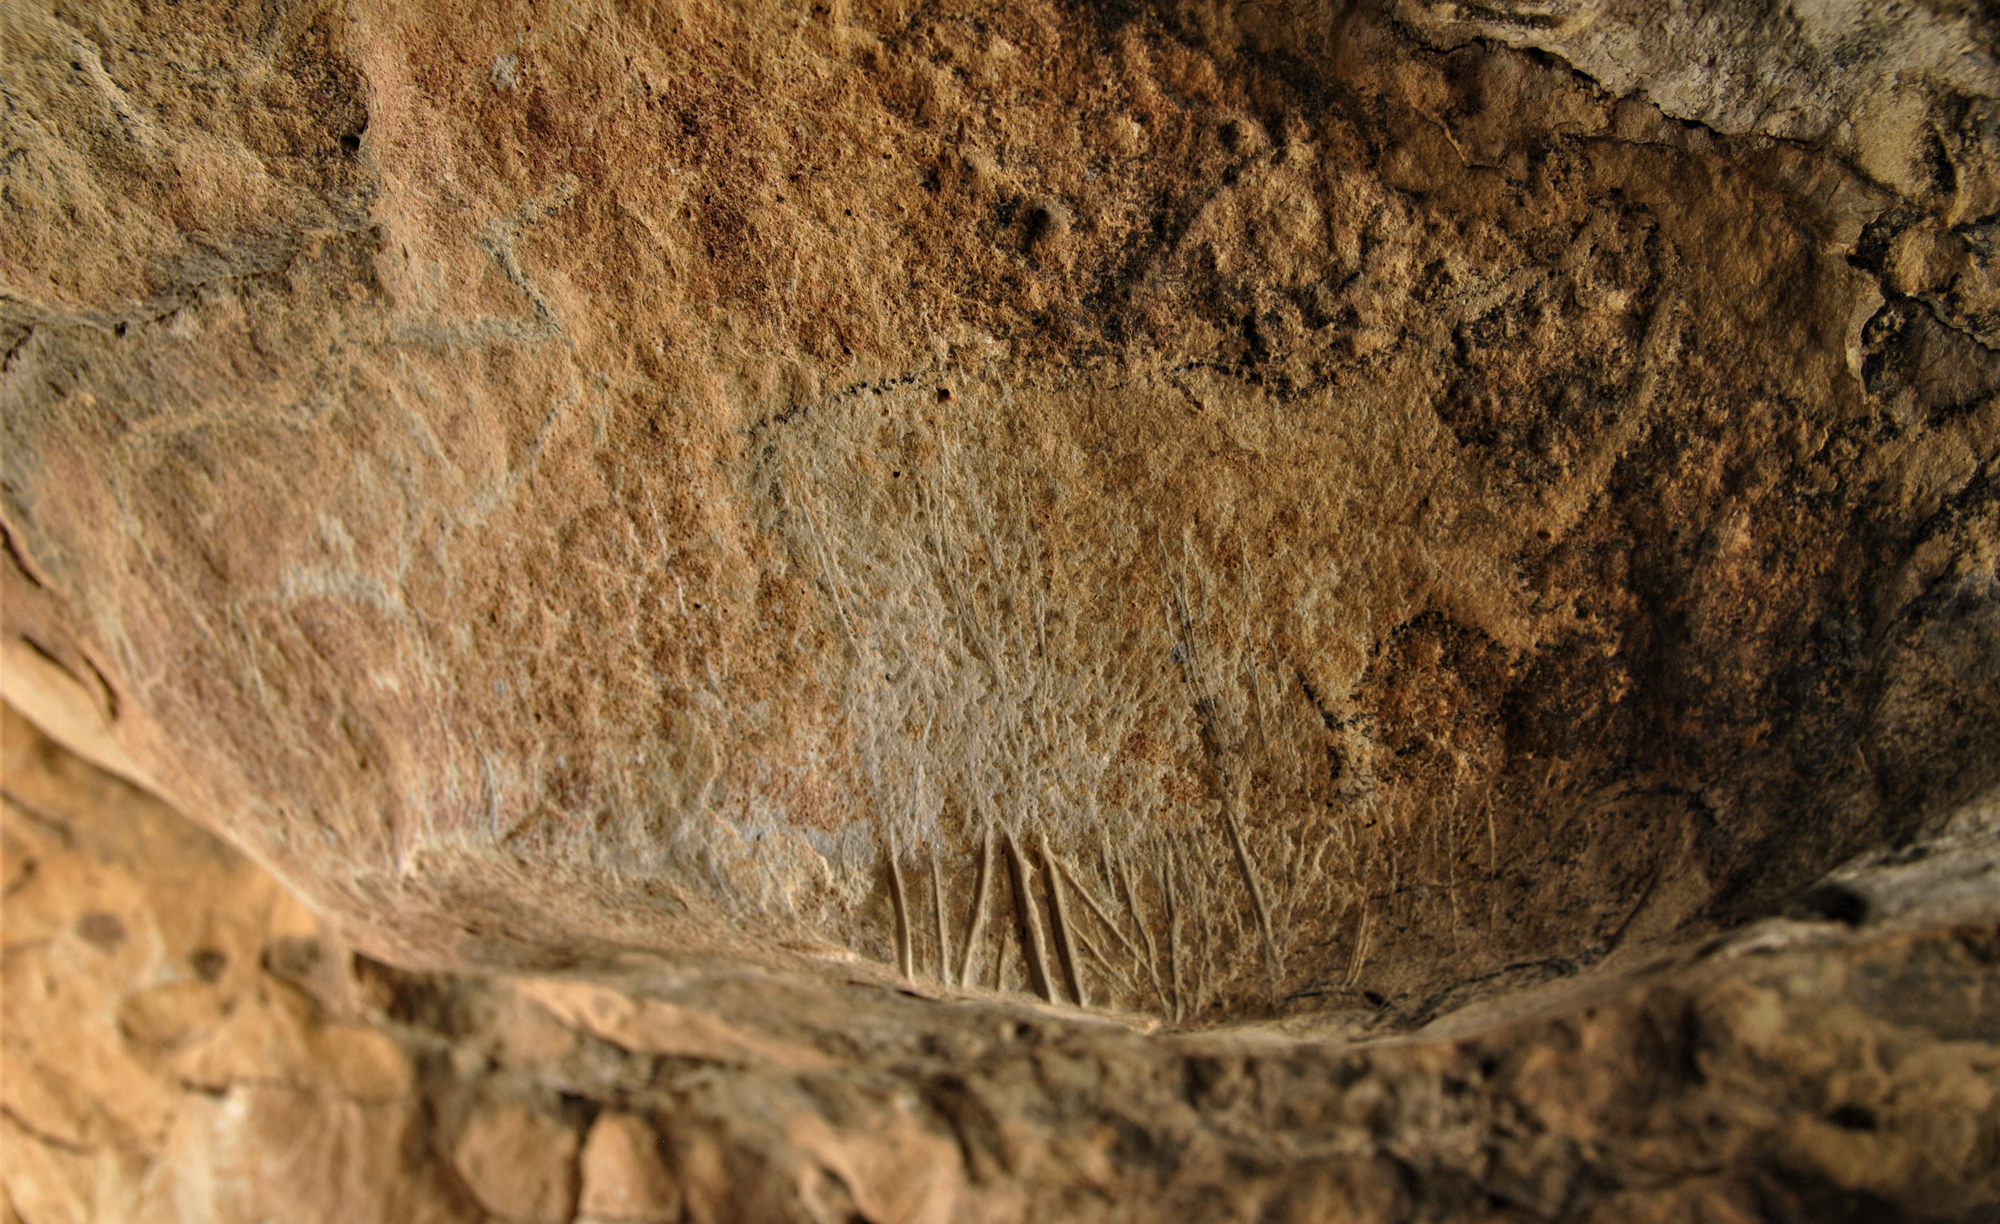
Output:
top-left (3, 0), bottom-right (1997, 1218)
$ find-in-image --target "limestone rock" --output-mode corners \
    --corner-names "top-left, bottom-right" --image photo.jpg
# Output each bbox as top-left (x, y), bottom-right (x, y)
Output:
top-left (577, 1113), bottom-right (679, 1224)
top-left (7, 0), bottom-right (2000, 1212)
top-left (450, 1101), bottom-right (579, 1224)
top-left (4, 0), bottom-right (1996, 1036)
top-left (1389, 0), bottom-right (2000, 207)
top-left (5, 706), bottom-right (1999, 1219)
top-left (0, 707), bottom-right (471, 1224)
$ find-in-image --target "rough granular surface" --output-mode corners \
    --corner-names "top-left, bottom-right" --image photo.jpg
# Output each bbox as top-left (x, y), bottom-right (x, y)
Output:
top-left (6, 0), bottom-right (1997, 1031)
top-left (3, 4), bottom-right (1999, 1208)
top-left (7, 706), bottom-right (2000, 1220)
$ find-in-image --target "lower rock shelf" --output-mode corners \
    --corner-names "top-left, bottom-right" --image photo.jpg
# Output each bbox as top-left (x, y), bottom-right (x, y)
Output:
top-left (5, 704), bottom-right (1996, 1222)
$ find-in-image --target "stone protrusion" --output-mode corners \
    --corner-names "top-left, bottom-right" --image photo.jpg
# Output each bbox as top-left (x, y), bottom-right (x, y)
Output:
top-left (578, 1113), bottom-right (680, 1224)
top-left (450, 1102), bottom-right (579, 1224)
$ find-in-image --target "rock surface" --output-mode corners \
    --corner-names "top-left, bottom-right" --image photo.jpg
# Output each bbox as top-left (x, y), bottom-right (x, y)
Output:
top-left (7, 705), bottom-right (2000, 1220)
top-left (2, 0), bottom-right (1999, 1213)
top-left (0, 709), bottom-right (468, 1224)
top-left (5, 0), bottom-right (1997, 1029)
top-left (577, 1111), bottom-right (680, 1224)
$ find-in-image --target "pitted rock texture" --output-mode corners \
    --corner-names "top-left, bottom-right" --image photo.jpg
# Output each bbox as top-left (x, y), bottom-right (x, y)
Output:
top-left (3, 0), bottom-right (1998, 1033)
top-left (1390, 0), bottom-right (2000, 207)
top-left (7, 708), bottom-right (2000, 1222)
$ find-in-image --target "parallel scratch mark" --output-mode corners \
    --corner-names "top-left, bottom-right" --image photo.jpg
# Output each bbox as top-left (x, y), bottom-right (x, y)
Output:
top-left (1165, 843), bottom-right (1186, 1024)
top-left (1479, 782), bottom-right (1498, 873)
top-left (1345, 907), bottom-right (1372, 989)
top-left (1115, 844), bottom-right (1170, 1013)
top-left (1226, 802), bottom-right (1282, 982)
top-left (994, 912), bottom-right (1016, 992)
top-left (1069, 926), bottom-right (1115, 998)
top-left (1054, 850), bottom-right (1145, 965)
top-left (930, 847), bottom-right (952, 987)
top-left (1191, 856), bottom-right (1218, 1018)
top-left (888, 848), bottom-right (914, 981)
top-left (1005, 832), bottom-right (1056, 1004)
top-left (1040, 832), bottom-right (1086, 1007)
top-left (958, 830), bottom-right (995, 988)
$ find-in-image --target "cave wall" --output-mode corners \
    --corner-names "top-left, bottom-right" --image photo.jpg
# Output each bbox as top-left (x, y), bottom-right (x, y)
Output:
top-left (7, 706), bottom-right (2000, 1221)
top-left (5, 0), bottom-right (1997, 1032)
